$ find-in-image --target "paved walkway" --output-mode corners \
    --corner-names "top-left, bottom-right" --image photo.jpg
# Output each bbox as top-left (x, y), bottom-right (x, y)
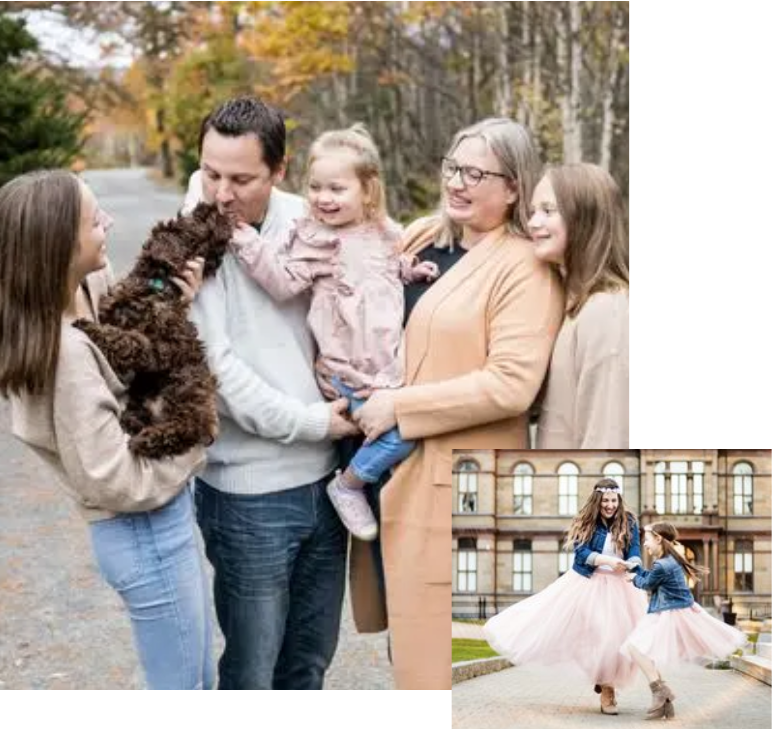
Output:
top-left (453, 662), bottom-right (771, 728)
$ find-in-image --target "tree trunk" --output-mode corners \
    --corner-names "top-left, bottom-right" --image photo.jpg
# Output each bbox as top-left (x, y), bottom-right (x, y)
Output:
top-left (156, 107), bottom-right (173, 178)
top-left (600, 11), bottom-right (623, 171)
top-left (568, 1), bottom-right (583, 162)
top-left (517, 1), bottom-right (531, 126)
top-left (494, 3), bottom-right (512, 117)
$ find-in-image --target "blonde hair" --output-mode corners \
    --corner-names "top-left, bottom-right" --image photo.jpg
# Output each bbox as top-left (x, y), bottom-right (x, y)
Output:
top-left (546, 163), bottom-right (629, 317)
top-left (306, 123), bottom-right (387, 222)
top-left (565, 478), bottom-right (636, 553)
top-left (434, 117), bottom-right (541, 249)
top-left (645, 522), bottom-right (709, 584)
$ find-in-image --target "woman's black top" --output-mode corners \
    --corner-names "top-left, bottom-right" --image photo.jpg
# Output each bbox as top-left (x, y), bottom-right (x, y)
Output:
top-left (402, 243), bottom-right (467, 327)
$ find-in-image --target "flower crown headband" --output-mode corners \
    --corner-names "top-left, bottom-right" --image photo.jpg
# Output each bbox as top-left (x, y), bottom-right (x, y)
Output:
top-left (594, 483), bottom-right (620, 493)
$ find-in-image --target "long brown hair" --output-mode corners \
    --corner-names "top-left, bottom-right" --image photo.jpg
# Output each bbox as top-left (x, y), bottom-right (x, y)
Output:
top-left (565, 477), bottom-right (636, 553)
top-left (548, 163), bottom-right (628, 317)
top-left (646, 521), bottom-right (709, 584)
top-left (0, 170), bottom-right (82, 397)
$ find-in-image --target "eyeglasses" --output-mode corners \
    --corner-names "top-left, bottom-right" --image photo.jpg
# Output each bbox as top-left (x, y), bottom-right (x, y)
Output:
top-left (441, 157), bottom-right (511, 188)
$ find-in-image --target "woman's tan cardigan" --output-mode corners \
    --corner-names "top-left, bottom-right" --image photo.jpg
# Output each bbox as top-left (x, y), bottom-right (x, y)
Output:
top-left (349, 217), bottom-right (565, 689)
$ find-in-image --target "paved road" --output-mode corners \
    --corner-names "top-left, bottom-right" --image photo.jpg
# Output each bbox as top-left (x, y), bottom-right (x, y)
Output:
top-left (453, 662), bottom-right (771, 728)
top-left (0, 168), bottom-right (393, 690)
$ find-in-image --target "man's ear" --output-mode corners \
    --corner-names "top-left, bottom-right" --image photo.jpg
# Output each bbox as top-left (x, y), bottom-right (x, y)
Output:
top-left (272, 159), bottom-right (287, 185)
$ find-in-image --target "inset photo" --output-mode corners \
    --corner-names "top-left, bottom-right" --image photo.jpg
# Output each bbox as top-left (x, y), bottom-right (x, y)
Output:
top-left (452, 449), bottom-right (772, 727)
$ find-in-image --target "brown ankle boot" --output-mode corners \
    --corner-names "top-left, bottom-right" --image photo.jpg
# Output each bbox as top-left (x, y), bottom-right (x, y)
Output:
top-left (647, 679), bottom-right (675, 717)
top-left (600, 685), bottom-right (618, 715)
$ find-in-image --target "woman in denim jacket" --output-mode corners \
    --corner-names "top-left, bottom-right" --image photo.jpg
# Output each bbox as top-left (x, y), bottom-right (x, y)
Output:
top-left (621, 522), bottom-right (746, 720)
top-left (485, 478), bottom-right (647, 715)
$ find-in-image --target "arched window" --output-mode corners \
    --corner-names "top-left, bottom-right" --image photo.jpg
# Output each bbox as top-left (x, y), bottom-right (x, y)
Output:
top-left (733, 462), bottom-right (754, 515)
top-left (602, 461), bottom-right (625, 494)
top-left (558, 462), bottom-right (579, 515)
top-left (513, 463), bottom-right (534, 515)
top-left (456, 460), bottom-right (479, 513)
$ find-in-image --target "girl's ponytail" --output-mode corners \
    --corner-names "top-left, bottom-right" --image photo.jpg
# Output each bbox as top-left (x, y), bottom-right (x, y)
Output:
top-left (649, 522), bottom-right (709, 583)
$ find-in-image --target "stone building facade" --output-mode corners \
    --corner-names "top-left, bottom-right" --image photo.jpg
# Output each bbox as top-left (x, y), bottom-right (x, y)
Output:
top-left (452, 449), bottom-right (771, 621)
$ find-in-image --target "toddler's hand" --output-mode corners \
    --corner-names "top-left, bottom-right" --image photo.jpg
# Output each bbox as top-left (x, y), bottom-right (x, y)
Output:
top-left (231, 221), bottom-right (258, 250)
top-left (624, 573), bottom-right (636, 582)
top-left (411, 260), bottom-right (440, 281)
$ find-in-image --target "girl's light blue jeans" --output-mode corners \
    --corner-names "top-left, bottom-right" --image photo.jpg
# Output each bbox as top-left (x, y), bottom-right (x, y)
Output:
top-left (88, 485), bottom-right (214, 689)
top-left (333, 377), bottom-right (415, 483)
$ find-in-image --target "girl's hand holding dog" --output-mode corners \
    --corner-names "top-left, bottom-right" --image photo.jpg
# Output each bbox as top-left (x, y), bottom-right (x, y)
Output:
top-left (171, 257), bottom-right (205, 304)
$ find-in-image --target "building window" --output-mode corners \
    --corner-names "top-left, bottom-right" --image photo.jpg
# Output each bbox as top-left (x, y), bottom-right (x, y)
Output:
top-left (670, 461), bottom-right (688, 514)
top-left (654, 461), bottom-right (666, 513)
top-left (558, 540), bottom-right (575, 575)
top-left (513, 539), bottom-right (532, 592)
top-left (456, 460), bottom-right (479, 513)
top-left (457, 537), bottom-right (477, 592)
top-left (602, 461), bottom-right (624, 494)
top-left (692, 461), bottom-right (704, 514)
top-left (513, 463), bottom-right (534, 515)
top-left (734, 539), bottom-right (754, 591)
top-left (733, 462), bottom-right (754, 515)
top-left (558, 462), bottom-right (579, 515)
top-left (655, 460), bottom-right (707, 515)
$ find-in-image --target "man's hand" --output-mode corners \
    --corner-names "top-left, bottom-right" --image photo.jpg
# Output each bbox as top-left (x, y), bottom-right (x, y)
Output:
top-left (328, 397), bottom-right (360, 440)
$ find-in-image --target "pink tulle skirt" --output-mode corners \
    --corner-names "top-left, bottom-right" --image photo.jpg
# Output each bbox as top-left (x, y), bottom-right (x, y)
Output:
top-left (483, 568), bottom-right (648, 689)
top-left (620, 603), bottom-right (747, 668)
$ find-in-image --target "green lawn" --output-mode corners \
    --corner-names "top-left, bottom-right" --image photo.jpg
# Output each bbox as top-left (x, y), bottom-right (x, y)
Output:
top-left (452, 638), bottom-right (498, 663)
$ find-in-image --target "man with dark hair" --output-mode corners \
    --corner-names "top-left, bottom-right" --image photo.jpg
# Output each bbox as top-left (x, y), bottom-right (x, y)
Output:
top-left (184, 96), bottom-right (358, 689)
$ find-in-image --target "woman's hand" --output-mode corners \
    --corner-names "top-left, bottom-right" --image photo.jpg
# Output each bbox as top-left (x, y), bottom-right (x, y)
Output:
top-left (352, 388), bottom-right (398, 444)
top-left (171, 257), bottom-right (205, 304)
top-left (314, 360), bottom-right (339, 401)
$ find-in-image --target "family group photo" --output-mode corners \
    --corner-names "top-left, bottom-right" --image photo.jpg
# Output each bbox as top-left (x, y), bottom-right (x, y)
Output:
top-left (452, 449), bottom-right (772, 726)
top-left (1, 1), bottom-right (629, 693)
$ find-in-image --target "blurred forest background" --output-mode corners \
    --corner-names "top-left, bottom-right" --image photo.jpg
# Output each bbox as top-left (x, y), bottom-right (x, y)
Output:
top-left (0, 1), bottom-right (629, 220)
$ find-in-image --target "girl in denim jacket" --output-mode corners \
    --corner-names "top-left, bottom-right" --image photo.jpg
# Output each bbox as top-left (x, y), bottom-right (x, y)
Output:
top-left (484, 478), bottom-right (647, 716)
top-left (621, 522), bottom-right (746, 720)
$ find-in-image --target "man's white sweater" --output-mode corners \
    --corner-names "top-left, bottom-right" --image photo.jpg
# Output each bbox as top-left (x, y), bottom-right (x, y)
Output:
top-left (187, 173), bottom-right (336, 494)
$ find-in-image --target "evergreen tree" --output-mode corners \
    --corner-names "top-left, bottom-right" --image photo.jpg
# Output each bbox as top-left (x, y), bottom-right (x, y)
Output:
top-left (0, 13), bottom-right (87, 187)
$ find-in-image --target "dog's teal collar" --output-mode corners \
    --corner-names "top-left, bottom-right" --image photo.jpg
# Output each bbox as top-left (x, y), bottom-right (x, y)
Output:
top-left (148, 277), bottom-right (166, 292)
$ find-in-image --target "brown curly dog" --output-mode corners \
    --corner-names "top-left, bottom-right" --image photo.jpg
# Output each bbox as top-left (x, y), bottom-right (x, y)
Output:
top-left (74, 202), bottom-right (233, 459)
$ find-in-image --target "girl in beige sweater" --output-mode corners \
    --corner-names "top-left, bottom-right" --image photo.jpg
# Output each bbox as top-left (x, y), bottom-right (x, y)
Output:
top-left (0, 170), bottom-right (212, 688)
top-left (529, 163), bottom-right (629, 448)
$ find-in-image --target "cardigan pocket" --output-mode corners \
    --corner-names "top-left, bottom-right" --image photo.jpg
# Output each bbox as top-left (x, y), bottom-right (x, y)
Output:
top-left (432, 446), bottom-right (453, 487)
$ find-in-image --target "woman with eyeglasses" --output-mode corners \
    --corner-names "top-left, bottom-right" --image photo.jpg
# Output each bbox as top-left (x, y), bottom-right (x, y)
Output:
top-left (484, 479), bottom-right (647, 715)
top-left (529, 163), bottom-right (629, 448)
top-left (349, 118), bottom-right (564, 689)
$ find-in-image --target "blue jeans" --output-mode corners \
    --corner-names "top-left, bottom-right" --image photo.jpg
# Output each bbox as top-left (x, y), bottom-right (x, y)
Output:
top-left (88, 486), bottom-right (214, 689)
top-left (334, 378), bottom-right (415, 483)
top-left (194, 476), bottom-right (347, 689)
